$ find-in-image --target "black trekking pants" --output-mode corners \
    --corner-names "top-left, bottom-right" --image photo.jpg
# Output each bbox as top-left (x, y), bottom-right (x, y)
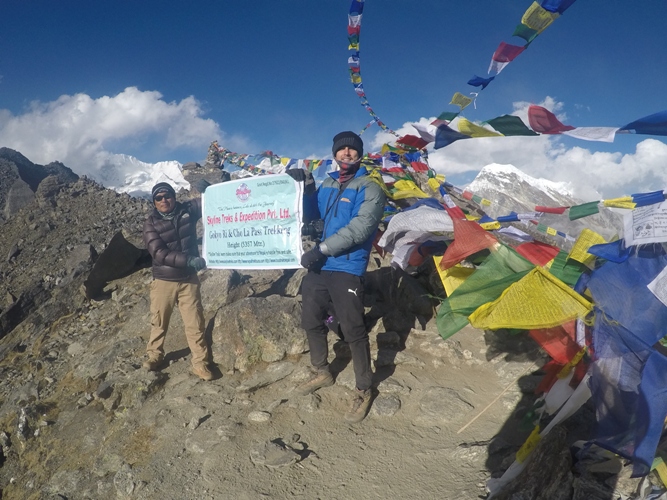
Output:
top-left (301, 270), bottom-right (372, 391)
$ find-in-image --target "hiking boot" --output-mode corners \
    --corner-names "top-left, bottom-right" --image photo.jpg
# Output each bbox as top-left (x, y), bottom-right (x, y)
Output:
top-left (192, 363), bottom-right (213, 381)
top-left (344, 388), bottom-right (372, 423)
top-left (295, 369), bottom-right (334, 396)
top-left (142, 354), bottom-right (164, 371)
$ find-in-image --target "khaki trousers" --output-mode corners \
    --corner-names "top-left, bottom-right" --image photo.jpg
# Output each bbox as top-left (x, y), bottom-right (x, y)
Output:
top-left (147, 279), bottom-right (208, 366)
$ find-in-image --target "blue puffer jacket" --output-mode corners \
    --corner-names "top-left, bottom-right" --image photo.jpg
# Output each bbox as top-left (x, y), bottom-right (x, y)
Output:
top-left (316, 166), bottom-right (386, 276)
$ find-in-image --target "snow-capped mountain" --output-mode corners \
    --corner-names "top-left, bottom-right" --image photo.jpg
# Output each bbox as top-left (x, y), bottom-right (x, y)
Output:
top-left (93, 153), bottom-right (190, 198)
top-left (467, 163), bottom-right (623, 241)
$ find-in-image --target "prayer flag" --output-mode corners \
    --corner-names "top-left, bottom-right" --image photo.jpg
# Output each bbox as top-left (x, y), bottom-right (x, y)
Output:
top-left (620, 111), bottom-right (667, 136)
top-left (450, 92), bottom-right (473, 110)
top-left (489, 42), bottom-right (526, 74)
top-left (528, 105), bottom-right (575, 134)
top-left (522, 2), bottom-right (560, 33)
top-left (436, 244), bottom-right (534, 340)
top-left (434, 123), bottom-right (471, 149)
top-left (486, 115), bottom-right (538, 136)
top-left (513, 24), bottom-right (539, 44)
top-left (589, 311), bottom-right (667, 477)
top-left (439, 218), bottom-right (498, 270)
top-left (568, 201), bottom-right (600, 220)
top-left (468, 267), bottom-right (592, 330)
top-left (467, 75), bottom-right (495, 90)
top-left (562, 127), bottom-right (619, 142)
top-left (540, 0), bottom-right (577, 14)
top-left (457, 117), bottom-right (503, 138)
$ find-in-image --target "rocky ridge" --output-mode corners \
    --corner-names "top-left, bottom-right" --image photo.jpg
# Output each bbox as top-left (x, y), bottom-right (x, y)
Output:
top-left (0, 150), bottom-right (660, 499)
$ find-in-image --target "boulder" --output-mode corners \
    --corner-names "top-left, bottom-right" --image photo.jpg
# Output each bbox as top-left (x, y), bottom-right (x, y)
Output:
top-left (211, 296), bottom-right (307, 372)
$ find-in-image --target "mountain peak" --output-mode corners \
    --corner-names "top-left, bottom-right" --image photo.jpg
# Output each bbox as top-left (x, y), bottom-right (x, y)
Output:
top-left (472, 163), bottom-right (574, 199)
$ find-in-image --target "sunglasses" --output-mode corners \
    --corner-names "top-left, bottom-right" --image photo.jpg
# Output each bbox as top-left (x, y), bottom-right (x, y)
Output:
top-left (154, 194), bottom-right (173, 202)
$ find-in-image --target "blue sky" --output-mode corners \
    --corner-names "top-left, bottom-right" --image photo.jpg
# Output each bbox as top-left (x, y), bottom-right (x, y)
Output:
top-left (1, 0), bottom-right (666, 199)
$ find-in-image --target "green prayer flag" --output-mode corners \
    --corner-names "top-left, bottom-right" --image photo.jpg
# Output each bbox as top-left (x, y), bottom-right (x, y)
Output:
top-left (485, 115), bottom-right (538, 136)
top-left (436, 245), bottom-right (534, 340)
top-left (512, 23), bottom-right (538, 43)
top-left (537, 223), bottom-right (548, 233)
top-left (569, 201), bottom-right (600, 220)
top-left (472, 194), bottom-right (483, 204)
top-left (437, 111), bottom-right (459, 122)
top-left (548, 250), bottom-right (587, 286)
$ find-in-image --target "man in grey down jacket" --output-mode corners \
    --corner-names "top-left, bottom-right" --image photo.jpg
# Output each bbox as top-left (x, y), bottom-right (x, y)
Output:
top-left (296, 131), bottom-right (386, 423)
top-left (142, 182), bottom-right (212, 381)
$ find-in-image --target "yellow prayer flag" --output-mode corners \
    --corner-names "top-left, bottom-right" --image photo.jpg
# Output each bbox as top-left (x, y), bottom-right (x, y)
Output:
top-left (427, 178), bottom-right (441, 192)
top-left (602, 197), bottom-right (637, 209)
top-left (516, 426), bottom-right (542, 463)
top-left (465, 214), bottom-right (480, 221)
top-left (546, 227), bottom-right (558, 236)
top-left (435, 174), bottom-right (446, 182)
top-left (433, 258), bottom-right (475, 296)
top-left (481, 198), bottom-right (492, 206)
top-left (348, 43), bottom-right (359, 51)
top-left (391, 180), bottom-right (430, 200)
top-left (280, 157), bottom-right (290, 166)
top-left (522, 1), bottom-right (559, 33)
top-left (557, 347), bottom-right (587, 379)
top-left (480, 221), bottom-right (501, 231)
top-left (449, 92), bottom-right (473, 110)
top-left (468, 267), bottom-right (593, 330)
top-left (367, 169), bottom-right (393, 197)
top-left (350, 74), bottom-right (362, 84)
top-left (457, 117), bottom-right (502, 138)
top-left (568, 228), bottom-right (607, 267)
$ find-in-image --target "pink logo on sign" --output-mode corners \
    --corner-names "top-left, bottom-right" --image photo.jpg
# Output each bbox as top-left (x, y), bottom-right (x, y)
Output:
top-left (236, 183), bottom-right (251, 202)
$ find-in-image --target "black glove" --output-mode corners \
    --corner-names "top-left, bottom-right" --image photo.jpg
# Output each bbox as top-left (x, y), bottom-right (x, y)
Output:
top-left (301, 246), bottom-right (326, 270)
top-left (194, 179), bottom-right (211, 194)
top-left (187, 257), bottom-right (207, 271)
top-left (286, 168), bottom-right (306, 183)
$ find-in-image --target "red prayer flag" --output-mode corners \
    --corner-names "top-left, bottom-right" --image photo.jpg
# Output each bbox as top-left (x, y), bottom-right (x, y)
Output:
top-left (528, 105), bottom-right (575, 134)
top-left (462, 191), bottom-right (473, 200)
top-left (492, 42), bottom-right (526, 63)
top-left (439, 218), bottom-right (498, 270)
top-left (535, 205), bottom-right (568, 214)
top-left (410, 161), bottom-right (429, 173)
top-left (515, 241), bottom-right (561, 266)
top-left (397, 135), bottom-right (429, 150)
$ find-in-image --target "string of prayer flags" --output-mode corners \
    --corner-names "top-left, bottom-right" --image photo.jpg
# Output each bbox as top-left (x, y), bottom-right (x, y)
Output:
top-left (347, 0), bottom-right (397, 136)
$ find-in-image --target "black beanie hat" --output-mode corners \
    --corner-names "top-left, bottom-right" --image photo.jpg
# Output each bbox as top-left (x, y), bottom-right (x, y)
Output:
top-left (151, 182), bottom-right (176, 199)
top-left (332, 131), bottom-right (363, 158)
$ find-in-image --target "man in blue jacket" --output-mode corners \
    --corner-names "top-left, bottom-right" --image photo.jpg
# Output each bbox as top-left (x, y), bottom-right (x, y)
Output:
top-left (296, 131), bottom-right (386, 423)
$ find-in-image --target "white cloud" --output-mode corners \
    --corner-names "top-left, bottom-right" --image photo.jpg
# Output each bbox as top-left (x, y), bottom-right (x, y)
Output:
top-left (368, 97), bottom-right (667, 201)
top-left (0, 87), bottom-right (227, 181)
